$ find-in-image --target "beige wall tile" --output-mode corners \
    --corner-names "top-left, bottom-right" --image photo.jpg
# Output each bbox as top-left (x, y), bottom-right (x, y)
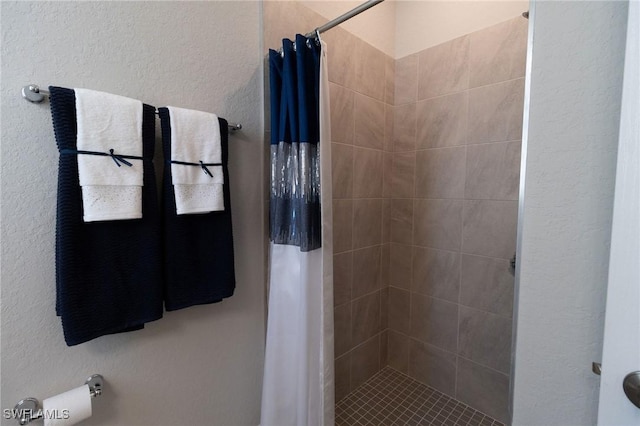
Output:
top-left (353, 199), bottom-right (383, 249)
top-left (389, 243), bottom-right (412, 290)
top-left (355, 40), bottom-right (386, 101)
top-left (462, 199), bottom-right (518, 259)
top-left (382, 198), bottom-right (391, 243)
top-left (414, 199), bottom-right (463, 251)
top-left (380, 286), bottom-right (389, 329)
top-left (412, 247), bottom-right (460, 303)
top-left (333, 200), bottom-right (353, 253)
top-left (353, 148), bottom-right (384, 198)
top-left (352, 291), bottom-right (381, 346)
top-left (354, 93), bottom-right (385, 150)
top-left (391, 152), bottom-right (416, 198)
top-left (395, 54), bottom-right (418, 105)
top-left (390, 199), bottom-right (413, 245)
top-left (461, 254), bottom-right (514, 318)
top-left (458, 306), bottom-right (512, 374)
top-left (393, 104), bottom-right (417, 152)
top-left (352, 246), bottom-right (382, 299)
top-left (335, 353), bottom-right (351, 402)
top-left (335, 303), bottom-right (352, 357)
top-left (384, 103), bottom-right (395, 152)
top-left (351, 335), bottom-right (381, 389)
top-left (408, 339), bottom-right (456, 396)
top-left (468, 78), bottom-right (525, 144)
top-left (469, 16), bottom-right (528, 88)
top-left (410, 294), bottom-right (458, 353)
top-left (388, 330), bottom-right (409, 373)
top-left (383, 152), bottom-right (394, 199)
top-left (418, 35), bottom-right (470, 100)
top-left (388, 287), bottom-right (410, 334)
top-left (334, 252), bottom-right (353, 307)
top-left (380, 329), bottom-right (388, 367)
top-left (381, 243), bottom-right (390, 288)
top-left (456, 357), bottom-right (510, 423)
top-left (416, 92), bottom-right (468, 149)
top-left (332, 143), bottom-right (354, 199)
top-left (385, 55), bottom-right (395, 105)
top-left (323, 27), bottom-right (357, 90)
top-left (465, 141), bottom-right (521, 200)
top-left (415, 147), bottom-right (466, 199)
top-left (329, 83), bottom-right (354, 144)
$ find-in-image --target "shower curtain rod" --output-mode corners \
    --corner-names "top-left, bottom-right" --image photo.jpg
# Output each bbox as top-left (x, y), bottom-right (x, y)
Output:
top-left (304, 0), bottom-right (385, 39)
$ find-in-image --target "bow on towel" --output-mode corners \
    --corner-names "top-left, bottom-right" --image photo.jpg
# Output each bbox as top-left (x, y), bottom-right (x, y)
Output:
top-left (75, 88), bottom-right (144, 222)
top-left (166, 106), bottom-right (225, 215)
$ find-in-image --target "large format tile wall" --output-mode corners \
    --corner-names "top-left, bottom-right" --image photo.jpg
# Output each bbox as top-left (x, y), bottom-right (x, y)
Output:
top-left (385, 16), bottom-right (527, 422)
top-left (327, 25), bottom-right (395, 404)
top-left (263, 1), bottom-right (393, 405)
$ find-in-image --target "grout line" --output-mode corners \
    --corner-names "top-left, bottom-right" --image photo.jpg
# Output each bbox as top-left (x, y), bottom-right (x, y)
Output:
top-left (454, 119), bottom-right (469, 400)
top-left (333, 241), bottom-right (385, 256)
top-left (409, 196), bottom-right (520, 203)
top-left (457, 299), bottom-right (514, 320)
top-left (457, 353), bottom-right (511, 377)
top-left (467, 76), bottom-right (526, 92)
top-left (347, 287), bottom-right (383, 304)
top-left (464, 138), bottom-right (523, 148)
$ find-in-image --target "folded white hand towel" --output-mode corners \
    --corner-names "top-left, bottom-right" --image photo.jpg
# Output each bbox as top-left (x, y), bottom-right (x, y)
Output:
top-left (168, 106), bottom-right (224, 215)
top-left (75, 88), bottom-right (143, 222)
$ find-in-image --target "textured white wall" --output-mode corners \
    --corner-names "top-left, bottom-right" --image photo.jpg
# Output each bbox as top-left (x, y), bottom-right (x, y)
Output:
top-left (395, 0), bottom-right (528, 58)
top-left (1, 2), bottom-right (265, 425)
top-left (512, 1), bottom-right (627, 424)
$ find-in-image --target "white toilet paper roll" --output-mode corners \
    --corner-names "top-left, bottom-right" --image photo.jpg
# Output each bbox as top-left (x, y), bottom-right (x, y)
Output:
top-left (42, 384), bottom-right (92, 426)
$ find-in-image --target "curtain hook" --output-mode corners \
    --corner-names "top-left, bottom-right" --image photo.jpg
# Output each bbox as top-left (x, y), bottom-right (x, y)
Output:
top-left (315, 29), bottom-right (321, 45)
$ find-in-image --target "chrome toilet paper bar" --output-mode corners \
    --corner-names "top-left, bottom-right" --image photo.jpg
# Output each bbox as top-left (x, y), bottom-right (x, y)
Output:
top-left (11, 374), bottom-right (103, 425)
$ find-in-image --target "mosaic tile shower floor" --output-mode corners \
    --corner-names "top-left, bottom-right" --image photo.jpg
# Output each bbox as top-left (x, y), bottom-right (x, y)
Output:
top-left (336, 367), bottom-right (506, 426)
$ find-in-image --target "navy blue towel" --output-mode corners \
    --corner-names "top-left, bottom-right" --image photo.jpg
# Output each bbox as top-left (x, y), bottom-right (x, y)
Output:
top-left (158, 108), bottom-right (236, 311)
top-left (50, 87), bottom-right (163, 346)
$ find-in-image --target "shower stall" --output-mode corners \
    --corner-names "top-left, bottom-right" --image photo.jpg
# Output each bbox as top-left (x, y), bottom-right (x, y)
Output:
top-left (264, 2), bottom-right (527, 424)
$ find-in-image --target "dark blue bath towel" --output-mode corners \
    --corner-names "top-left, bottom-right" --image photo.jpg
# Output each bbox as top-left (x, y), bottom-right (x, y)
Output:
top-left (158, 108), bottom-right (236, 311)
top-left (50, 87), bottom-right (163, 346)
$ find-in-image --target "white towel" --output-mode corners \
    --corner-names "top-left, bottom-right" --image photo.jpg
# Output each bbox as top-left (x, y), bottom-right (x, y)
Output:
top-left (75, 88), bottom-right (143, 222)
top-left (168, 106), bottom-right (224, 215)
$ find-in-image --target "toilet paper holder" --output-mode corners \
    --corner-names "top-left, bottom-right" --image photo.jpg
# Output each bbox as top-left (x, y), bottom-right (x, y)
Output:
top-left (12, 374), bottom-right (103, 425)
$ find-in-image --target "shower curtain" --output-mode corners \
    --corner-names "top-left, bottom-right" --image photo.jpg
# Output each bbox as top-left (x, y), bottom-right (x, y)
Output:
top-left (260, 35), bottom-right (334, 426)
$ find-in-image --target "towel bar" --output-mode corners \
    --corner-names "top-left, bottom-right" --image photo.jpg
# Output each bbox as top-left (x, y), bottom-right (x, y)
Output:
top-left (11, 374), bottom-right (103, 425)
top-left (22, 84), bottom-right (242, 132)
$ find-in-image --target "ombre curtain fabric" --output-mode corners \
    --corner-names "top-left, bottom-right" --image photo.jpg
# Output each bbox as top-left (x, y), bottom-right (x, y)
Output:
top-left (268, 35), bottom-right (321, 251)
top-left (260, 36), bottom-right (334, 426)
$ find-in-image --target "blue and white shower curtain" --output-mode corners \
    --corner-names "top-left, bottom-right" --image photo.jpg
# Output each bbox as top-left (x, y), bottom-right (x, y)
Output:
top-left (260, 35), bottom-right (334, 426)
